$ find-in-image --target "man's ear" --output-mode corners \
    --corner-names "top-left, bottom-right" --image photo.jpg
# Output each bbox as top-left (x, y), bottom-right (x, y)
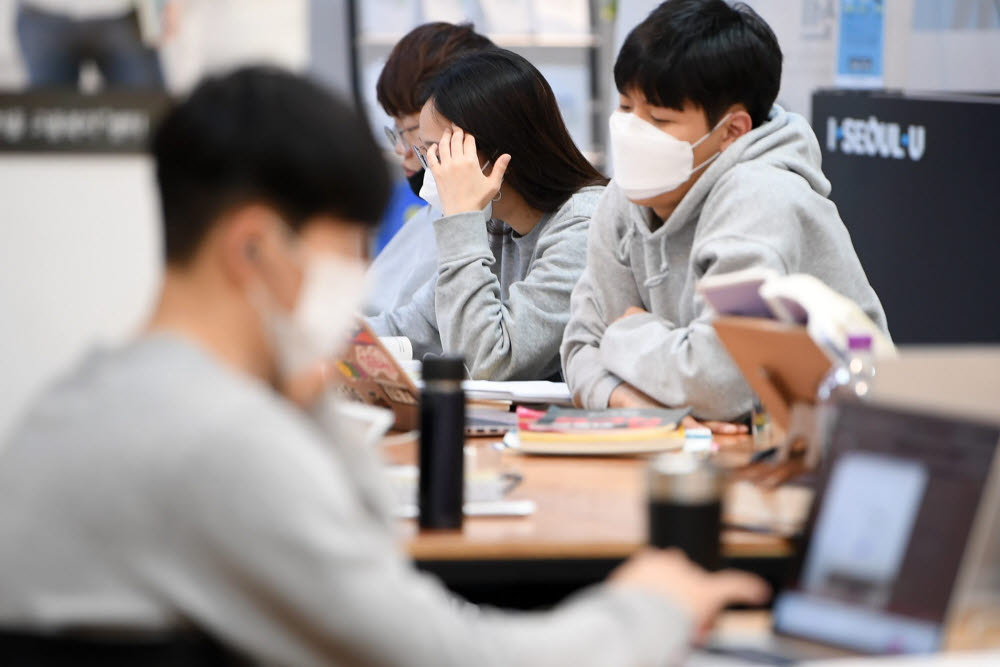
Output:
top-left (216, 204), bottom-right (276, 291)
top-left (719, 107), bottom-right (753, 151)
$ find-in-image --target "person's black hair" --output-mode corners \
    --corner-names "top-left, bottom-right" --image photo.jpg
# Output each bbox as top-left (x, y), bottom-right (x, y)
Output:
top-left (152, 66), bottom-right (390, 265)
top-left (614, 0), bottom-right (782, 128)
top-left (376, 22), bottom-right (495, 118)
top-left (429, 49), bottom-right (607, 215)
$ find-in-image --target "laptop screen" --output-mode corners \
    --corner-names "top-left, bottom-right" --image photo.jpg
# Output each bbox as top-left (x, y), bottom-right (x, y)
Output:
top-left (773, 401), bottom-right (1000, 654)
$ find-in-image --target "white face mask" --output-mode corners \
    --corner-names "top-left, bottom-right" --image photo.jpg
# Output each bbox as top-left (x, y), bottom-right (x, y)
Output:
top-left (254, 253), bottom-right (367, 379)
top-left (417, 167), bottom-right (443, 213)
top-left (608, 110), bottom-right (731, 200)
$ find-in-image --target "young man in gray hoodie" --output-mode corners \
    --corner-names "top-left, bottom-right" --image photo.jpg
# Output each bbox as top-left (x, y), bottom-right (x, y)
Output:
top-left (562, 0), bottom-right (888, 422)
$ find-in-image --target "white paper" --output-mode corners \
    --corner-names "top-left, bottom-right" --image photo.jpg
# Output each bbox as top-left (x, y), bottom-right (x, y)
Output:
top-left (378, 336), bottom-right (413, 362)
top-left (462, 380), bottom-right (572, 404)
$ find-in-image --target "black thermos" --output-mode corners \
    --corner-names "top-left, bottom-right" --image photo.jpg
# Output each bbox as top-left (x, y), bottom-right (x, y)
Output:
top-left (647, 452), bottom-right (723, 570)
top-left (418, 357), bottom-right (465, 530)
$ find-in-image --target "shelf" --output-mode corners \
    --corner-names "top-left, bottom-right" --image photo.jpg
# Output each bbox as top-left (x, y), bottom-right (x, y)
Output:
top-left (357, 32), bottom-right (599, 49)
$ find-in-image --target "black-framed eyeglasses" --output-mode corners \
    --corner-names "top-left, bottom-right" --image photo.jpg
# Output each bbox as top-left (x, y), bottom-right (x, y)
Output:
top-left (384, 123), bottom-right (418, 149)
top-left (412, 142), bottom-right (433, 170)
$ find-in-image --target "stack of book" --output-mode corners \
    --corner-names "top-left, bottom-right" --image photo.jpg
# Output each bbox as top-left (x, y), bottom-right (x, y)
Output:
top-left (505, 406), bottom-right (690, 456)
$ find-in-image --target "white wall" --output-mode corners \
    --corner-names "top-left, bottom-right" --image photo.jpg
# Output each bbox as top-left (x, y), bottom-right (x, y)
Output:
top-left (0, 156), bottom-right (162, 441)
top-left (160, 0), bottom-right (309, 93)
top-left (612, 0), bottom-right (1000, 125)
top-left (0, 0), bottom-right (310, 442)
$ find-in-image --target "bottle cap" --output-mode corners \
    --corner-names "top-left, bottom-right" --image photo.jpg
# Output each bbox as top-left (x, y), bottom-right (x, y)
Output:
top-left (422, 356), bottom-right (466, 381)
top-left (847, 333), bottom-right (873, 351)
top-left (648, 452), bottom-right (723, 505)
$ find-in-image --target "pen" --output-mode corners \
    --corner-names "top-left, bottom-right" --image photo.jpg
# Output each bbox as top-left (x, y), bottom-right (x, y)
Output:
top-left (749, 446), bottom-right (778, 463)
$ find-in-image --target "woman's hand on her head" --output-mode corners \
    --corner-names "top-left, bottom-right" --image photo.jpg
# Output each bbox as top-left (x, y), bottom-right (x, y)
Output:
top-left (428, 126), bottom-right (511, 217)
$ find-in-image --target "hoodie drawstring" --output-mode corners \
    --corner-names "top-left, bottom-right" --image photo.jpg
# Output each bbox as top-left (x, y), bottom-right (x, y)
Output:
top-left (615, 222), bottom-right (635, 263)
top-left (616, 219), bottom-right (671, 287)
top-left (643, 243), bottom-right (670, 288)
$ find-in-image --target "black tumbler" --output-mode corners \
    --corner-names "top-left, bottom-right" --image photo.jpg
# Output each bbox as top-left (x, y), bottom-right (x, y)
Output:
top-left (647, 452), bottom-right (723, 570)
top-left (418, 357), bottom-right (466, 530)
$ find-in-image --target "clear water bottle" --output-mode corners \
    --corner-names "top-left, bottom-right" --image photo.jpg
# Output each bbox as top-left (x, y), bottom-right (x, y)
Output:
top-left (817, 333), bottom-right (876, 402)
top-left (815, 334), bottom-right (876, 453)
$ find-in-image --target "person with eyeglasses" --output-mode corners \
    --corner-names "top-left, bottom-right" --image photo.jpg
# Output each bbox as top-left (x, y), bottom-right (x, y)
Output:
top-left (364, 23), bottom-right (495, 317)
top-left (367, 49), bottom-right (607, 382)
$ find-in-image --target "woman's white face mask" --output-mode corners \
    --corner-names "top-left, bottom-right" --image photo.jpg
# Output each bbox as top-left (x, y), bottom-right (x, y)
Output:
top-left (252, 243), bottom-right (367, 379)
top-left (608, 110), bottom-right (731, 200)
top-left (417, 167), bottom-right (444, 213)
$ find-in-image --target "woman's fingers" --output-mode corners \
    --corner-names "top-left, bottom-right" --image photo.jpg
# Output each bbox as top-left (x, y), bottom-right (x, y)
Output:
top-left (429, 127), bottom-right (505, 215)
top-left (450, 126), bottom-right (465, 160)
top-left (438, 128), bottom-right (452, 162)
top-left (488, 153), bottom-right (511, 192)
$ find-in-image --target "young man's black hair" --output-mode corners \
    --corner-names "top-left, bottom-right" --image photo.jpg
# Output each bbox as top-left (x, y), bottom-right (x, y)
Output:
top-left (152, 66), bottom-right (390, 264)
top-left (614, 0), bottom-right (782, 128)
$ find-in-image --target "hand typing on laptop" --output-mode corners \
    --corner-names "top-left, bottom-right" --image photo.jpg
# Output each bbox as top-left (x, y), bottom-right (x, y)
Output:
top-left (611, 549), bottom-right (770, 642)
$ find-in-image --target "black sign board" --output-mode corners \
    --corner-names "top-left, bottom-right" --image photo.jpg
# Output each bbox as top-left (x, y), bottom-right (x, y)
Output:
top-left (0, 91), bottom-right (171, 154)
top-left (813, 89), bottom-right (1000, 344)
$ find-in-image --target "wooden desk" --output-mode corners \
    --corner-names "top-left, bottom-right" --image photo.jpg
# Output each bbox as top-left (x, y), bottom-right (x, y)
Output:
top-left (385, 434), bottom-right (795, 607)
top-left (391, 437), bottom-right (793, 561)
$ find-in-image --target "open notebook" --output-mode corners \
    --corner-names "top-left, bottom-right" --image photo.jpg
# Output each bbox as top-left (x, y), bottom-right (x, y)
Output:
top-left (380, 335), bottom-right (573, 405)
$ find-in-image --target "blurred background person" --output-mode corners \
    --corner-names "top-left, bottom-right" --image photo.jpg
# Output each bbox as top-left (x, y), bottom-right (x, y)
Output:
top-left (15, 0), bottom-right (176, 89)
top-left (365, 22), bottom-right (495, 316)
top-left (368, 49), bottom-right (609, 381)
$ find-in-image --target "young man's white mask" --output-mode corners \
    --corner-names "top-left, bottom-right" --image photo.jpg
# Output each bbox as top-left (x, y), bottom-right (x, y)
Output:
top-left (252, 240), bottom-right (367, 379)
top-left (608, 110), bottom-right (732, 200)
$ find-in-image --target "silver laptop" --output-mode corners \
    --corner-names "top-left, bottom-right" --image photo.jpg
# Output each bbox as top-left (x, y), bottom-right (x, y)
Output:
top-left (701, 400), bottom-right (1000, 663)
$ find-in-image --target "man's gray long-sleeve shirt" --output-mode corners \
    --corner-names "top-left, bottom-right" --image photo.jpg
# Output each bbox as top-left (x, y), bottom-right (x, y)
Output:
top-left (0, 334), bottom-right (691, 666)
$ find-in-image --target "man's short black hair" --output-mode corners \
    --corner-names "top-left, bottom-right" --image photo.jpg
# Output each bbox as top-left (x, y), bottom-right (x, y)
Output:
top-left (614, 0), bottom-right (782, 128)
top-left (152, 66), bottom-right (390, 265)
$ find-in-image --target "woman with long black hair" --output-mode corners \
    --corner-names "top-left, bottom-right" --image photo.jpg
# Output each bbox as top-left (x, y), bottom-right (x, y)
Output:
top-left (368, 48), bottom-right (607, 381)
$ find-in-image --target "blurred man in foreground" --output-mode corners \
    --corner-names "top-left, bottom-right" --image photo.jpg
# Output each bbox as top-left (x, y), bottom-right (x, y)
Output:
top-left (0, 67), bottom-right (766, 665)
